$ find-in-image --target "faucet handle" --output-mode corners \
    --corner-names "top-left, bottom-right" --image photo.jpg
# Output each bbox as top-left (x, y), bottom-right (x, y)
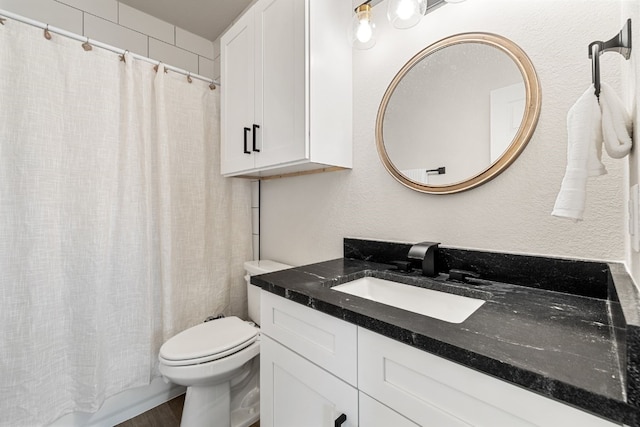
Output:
top-left (389, 260), bottom-right (412, 272)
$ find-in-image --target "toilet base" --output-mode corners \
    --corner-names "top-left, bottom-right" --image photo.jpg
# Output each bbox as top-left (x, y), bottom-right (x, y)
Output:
top-left (181, 383), bottom-right (230, 427)
top-left (179, 384), bottom-right (259, 427)
top-left (230, 386), bottom-right (259, 427)
top-left (175, 355), bottom-right (261, 427)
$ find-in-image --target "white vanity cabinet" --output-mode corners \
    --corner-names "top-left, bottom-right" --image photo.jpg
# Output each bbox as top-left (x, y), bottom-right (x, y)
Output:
top-left (260, 291), bottom-right (621, 427)
top-left (220, 0), bottom-right (352, 177)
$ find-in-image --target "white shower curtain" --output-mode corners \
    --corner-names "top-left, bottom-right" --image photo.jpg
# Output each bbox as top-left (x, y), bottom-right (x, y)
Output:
top-left (0, 19), bottom-right (252, 426)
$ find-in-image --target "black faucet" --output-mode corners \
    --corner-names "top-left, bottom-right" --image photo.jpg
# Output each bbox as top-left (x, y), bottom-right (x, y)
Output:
top-left (407, 241), bottom-right (440, 277)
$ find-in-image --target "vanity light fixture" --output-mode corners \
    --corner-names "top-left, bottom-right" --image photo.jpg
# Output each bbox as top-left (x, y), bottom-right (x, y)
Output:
top-left (352, 0), bottom-right (466, 49)
top-left (387, 0), bottom-right (427, 29)
top-left (351, 3), bottom-right (376, 49)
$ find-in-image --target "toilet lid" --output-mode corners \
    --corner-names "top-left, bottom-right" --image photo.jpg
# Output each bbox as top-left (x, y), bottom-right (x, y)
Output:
top-left (159, 316), bottom-right (258, 366)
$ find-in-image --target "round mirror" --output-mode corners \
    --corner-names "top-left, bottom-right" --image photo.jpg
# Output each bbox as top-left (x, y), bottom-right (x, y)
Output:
top-left (376, 33), bottom-right (541, 194)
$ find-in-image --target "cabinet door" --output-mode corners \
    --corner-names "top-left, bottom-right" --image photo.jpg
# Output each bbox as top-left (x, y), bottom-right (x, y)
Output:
top-left (253, 0), bottom-right (306, 168)
top-left (221, 10), bottom-right (255, 175)
top-left (261, 335), bottom-right (357, 427)
top-left (359, 393), bottom-right (418, 427)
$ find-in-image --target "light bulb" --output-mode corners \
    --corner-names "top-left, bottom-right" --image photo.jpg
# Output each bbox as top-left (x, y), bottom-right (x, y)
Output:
top-left (356, 19), bottom-right (373, 43)
top-left (351, 4), bottom-right (376, 49)
top-left (396, 0), bottom-right (417, 20)
top-left (387, 0), bottom-right (426, 29)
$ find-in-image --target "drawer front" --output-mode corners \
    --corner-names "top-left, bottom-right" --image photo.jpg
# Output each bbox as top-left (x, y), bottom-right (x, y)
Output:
top-left (261, 291), bottom-right (357, 386)
top-left (359, 392), bottom-right (419, 427)
top-left (358, 328), bottom-right (620, 427)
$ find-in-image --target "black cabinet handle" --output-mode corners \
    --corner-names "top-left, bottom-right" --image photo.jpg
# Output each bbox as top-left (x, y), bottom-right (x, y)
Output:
top-left (252, 124), bottom-right (260, 152)
top-left (334, 413), bottom-right (347, 427)
top-left (243, 127), bottom-right (251, 154)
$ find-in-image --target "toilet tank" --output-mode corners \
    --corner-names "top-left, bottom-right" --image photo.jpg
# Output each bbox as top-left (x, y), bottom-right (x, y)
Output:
top-left (244, 260), bottom-right (292, 325)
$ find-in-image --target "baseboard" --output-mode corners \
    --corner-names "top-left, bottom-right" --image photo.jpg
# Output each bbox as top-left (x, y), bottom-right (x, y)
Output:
top-left (49, 378), bottom-right (186, 427)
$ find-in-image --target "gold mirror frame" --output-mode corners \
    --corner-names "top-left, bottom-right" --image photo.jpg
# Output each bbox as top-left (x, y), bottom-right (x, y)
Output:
top-left (376, 33), bottom-right (542, 194)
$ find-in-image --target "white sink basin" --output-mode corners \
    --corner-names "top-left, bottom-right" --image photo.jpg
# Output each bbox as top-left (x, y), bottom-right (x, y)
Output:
top-left (332, 276), bottom-right (485, 324)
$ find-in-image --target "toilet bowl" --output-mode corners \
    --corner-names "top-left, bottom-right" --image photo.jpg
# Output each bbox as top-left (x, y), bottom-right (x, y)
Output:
top-left (158, 260), bottom-right (291, 427)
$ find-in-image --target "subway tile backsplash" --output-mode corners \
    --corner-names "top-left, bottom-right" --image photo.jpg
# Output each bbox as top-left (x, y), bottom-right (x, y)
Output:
top-left (198, 57), bottom-right (215, 82)
top-left (149, 38), bottom-right (199, 74)
top-left (251, 181), bottom-right (260, 261)
top-left (176, 27), bottom-right (214, 59)
top-left (57, 0), bottom-right (117, 23)
top-left (84, 13), bottom-right (148, 57)
top-left (0, 0), bottom-right (221, 79)
top-left (0, 0), bottom-right (83, 34)
top-left (118, 2), bottom-right (174, 45)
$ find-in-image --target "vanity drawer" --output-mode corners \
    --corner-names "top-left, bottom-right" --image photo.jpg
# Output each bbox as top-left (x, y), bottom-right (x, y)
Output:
top-left (358, 327), bottom-right (619, 427)
top-left (359, 392), bottom-right (419, 427)
top-left (260, 291), bottom-right (357, 386)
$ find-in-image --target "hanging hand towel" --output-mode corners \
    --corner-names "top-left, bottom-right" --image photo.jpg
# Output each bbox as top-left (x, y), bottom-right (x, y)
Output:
top-left (599, 82), bottom-right (633, 159)
top-left (552, 84), bottom-right (605, 221)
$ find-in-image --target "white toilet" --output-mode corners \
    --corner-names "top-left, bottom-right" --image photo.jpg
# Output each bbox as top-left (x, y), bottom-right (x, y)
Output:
top-left (158, 260), bottom-right (291, 427)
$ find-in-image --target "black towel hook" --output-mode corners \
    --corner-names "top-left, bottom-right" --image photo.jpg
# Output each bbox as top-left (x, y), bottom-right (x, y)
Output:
top-left (588, 19), bottom-right (632, 98)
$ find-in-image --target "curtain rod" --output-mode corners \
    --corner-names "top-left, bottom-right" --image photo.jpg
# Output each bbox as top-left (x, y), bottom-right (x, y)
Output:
top-left (0, 9), bottom-right (220, 88)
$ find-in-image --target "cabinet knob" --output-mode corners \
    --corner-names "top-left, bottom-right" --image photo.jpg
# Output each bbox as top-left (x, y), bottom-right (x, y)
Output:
top-left (252, 124), bottom-right (260, 152)
top-left (243, 127), bottom-right (251, 154)
top-left (334, 413), bottom-right (347, 427)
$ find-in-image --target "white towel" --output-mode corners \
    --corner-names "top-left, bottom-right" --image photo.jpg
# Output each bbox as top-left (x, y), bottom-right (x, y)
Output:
top-left (401, 168), bottom-right (428, 184)
top-left (599, 82), bottom-right (633, 159)
top-left (552, 84), bottom-right (605, 221)
top-left (552, 83), bottom-right (633, 221)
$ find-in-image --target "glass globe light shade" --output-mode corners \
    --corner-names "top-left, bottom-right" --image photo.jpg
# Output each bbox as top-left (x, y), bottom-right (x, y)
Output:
top-left (387, 0), bottom-right (427, 29)
top-left (351, 4), bottom-right (376, 50)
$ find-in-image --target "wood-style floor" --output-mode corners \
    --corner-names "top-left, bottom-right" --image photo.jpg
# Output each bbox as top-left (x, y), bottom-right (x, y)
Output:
top-left (116, 394), bottom-right (260, 427)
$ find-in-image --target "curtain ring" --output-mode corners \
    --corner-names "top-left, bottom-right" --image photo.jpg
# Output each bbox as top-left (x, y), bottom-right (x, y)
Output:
top-left (82, 37), bottom-right (92, 51)
top-left (187, 72), bottom-right (193, 84)
top-left (119, 50), bottom-right (128, 63)
top-left (44, 24), bottom-right (52, 40)
top-left (153, 63), bottom-right (168, 74)
top-left (209, 83), bottom-right (217, 90)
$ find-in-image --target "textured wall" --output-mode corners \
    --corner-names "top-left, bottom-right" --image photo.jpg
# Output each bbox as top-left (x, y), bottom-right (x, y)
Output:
top-left (261, 0), bottom-right (629, 267)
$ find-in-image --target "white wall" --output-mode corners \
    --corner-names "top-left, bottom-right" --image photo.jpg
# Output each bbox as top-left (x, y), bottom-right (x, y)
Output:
top-left (622, 2), bottom-right (640, 283)
top-left (261, 0), bottom-right (630, 267)
top-left (0, 0), bottom-right (221, 80)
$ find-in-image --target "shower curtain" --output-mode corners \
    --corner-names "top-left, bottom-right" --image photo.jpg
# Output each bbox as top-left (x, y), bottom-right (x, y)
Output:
top-left (0, 19), bottom-right (252, 426)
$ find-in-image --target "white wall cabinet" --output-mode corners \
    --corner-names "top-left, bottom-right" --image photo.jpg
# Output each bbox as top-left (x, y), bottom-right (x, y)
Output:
top-left (220, 0), bottom-right (352, 178)
top-left (260, 291), bottom-right (620, 427)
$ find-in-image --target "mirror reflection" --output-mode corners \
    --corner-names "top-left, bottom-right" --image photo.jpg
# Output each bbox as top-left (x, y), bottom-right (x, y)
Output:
top-left (376, 33), bottom-right (541, 194)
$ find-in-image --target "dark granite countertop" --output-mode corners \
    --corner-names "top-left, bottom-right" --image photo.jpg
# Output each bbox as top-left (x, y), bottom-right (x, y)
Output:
top-left (252, 239), bottom-right (640, 426)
